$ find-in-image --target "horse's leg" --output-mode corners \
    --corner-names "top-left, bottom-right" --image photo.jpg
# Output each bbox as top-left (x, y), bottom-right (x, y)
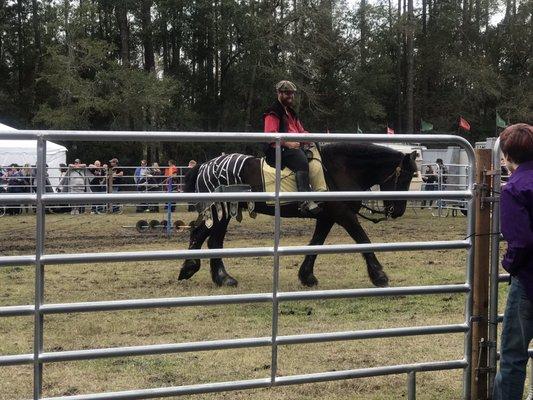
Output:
top-left (298, 217), bottom-right (334, 287)
top-left (178, 221), bottom-right (211, 281)
top-left (207, 216), bottom-right (238, 287)
top-left (335, 209), bottom-right (389, 287)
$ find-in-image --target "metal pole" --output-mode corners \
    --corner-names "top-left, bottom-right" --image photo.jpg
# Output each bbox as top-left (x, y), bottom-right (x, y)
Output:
top-left (34, 136), bottom-right (47, 399)
top-left (166, 179), bottom-right (172, 237)
top-left (488, 138), bottom-right (501, 394)
top-left (106, 168), bottom-right (111, 213)
top-left (470, 149), bottom-right (492, 400)
top-left (463, 143), bottom-right (477, 400)
top-left (407, 371), bottom-right (416, 400)
top-left (271, 139), bottom-right (282, 384)
top-left (438, 166), bottom-right (443, 217)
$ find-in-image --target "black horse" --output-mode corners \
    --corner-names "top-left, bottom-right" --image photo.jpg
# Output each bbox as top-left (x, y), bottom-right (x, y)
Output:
top-left (179, 143), bottom-right (418, 288)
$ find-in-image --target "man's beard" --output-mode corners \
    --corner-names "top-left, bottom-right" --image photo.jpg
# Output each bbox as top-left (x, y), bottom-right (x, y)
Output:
top-left (280, 98), bottom-right (293, 107)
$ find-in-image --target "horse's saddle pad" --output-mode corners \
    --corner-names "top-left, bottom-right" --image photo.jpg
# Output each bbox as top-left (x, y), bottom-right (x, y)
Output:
top-left (261, 146), bottom-right (327, 205)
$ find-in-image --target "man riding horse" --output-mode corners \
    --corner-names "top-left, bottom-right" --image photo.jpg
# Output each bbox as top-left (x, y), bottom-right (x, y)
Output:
top-left (263, 80), bottom-right (320, 214)
top-left (178, 81), bottom-right (419, 288)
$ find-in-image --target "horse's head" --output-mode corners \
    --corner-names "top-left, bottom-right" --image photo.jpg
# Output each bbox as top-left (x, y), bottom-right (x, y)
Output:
top-left (379, 151), bottom-right (418, 219)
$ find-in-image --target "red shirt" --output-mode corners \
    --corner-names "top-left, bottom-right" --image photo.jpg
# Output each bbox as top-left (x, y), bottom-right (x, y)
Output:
top-left (264, 108), bottom-right (308, 147)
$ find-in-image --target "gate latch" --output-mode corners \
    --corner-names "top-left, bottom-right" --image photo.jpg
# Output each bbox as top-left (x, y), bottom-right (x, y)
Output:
top-left (477, 169), bottom-right (497, 209)
top-left (475, 338), bottom-right (497, 376)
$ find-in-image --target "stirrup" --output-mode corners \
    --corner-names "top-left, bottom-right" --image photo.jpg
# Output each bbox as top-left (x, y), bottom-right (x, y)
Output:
top-left (300, 200), bottom-right (321, 215)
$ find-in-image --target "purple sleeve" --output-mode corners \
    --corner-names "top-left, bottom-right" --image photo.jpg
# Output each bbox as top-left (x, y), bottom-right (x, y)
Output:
top-left (501, 186), bottom-right (533, 270)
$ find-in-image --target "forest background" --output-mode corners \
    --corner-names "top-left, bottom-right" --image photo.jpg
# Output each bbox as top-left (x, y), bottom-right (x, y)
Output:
top-left (0, 0), bottom-right (531, 164)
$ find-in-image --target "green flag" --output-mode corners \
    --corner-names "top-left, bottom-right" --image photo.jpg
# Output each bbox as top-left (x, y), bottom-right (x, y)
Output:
top-left (421, 119), bottom-right (433, 132)
top-left (496, 113), bottom-right (508, 129)
top-left (357, 124), bottom-right (363, 134)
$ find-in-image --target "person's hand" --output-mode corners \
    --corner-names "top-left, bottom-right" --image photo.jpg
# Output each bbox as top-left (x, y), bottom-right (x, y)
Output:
top-left (284, 141), bottom-right (300, 149)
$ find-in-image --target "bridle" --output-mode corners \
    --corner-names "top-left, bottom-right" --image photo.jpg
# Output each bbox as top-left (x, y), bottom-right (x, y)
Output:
top-left (380, 160), bottom-right (404, 190)
top-left (357, 159), bottom-right (405, 224)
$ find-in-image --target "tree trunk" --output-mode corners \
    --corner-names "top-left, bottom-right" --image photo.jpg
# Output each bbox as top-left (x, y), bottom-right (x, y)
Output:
top-left (360, 0), bottom-right (367, 69)
top-left (244, 62), bottom-right (258, 132)
top-left (395, 0), bottom-right (402, 133)
top-left (17, 0), bottom-right (23, 94)
top-left (462, 0), bottom-right (469, 45)
top-left (474, 0), bottom-right (480, 34)
top-left (32, 0), bottom-right (42, 65)
top-left (422, 0), bottom-right (427, 37)
top-left (140, 0), bottom-right (155, 72)
top-left (406, 0), bottom-right (414, 133)
top-left (115, 2), bottom-right (130, 67)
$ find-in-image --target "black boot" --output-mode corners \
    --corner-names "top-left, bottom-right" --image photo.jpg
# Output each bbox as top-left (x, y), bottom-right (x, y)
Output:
top-left (295, 171), bottom-right (320, 214)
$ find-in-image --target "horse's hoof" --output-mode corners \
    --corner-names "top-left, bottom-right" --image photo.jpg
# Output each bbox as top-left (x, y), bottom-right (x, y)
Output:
top-left (213, 275), bottom-right (238, 287)
top-left (178, 259), bottom-right (200, 280)
top-left (223, 276), bottom-right (238, 287)
top-left (299, 274), bottom-right (318, 287)
top-left (370, 271), bottom-right (389, 287)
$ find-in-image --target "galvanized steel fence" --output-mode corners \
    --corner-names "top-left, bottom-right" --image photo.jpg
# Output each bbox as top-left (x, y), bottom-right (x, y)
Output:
top-left (0, 130), bottom-right (477, 400)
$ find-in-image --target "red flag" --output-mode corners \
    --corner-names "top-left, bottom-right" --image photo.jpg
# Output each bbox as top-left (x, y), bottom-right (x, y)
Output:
top-left (387, 126), bottom-right (395, 135)
top-left (459, 116), bottom-right (471, 131)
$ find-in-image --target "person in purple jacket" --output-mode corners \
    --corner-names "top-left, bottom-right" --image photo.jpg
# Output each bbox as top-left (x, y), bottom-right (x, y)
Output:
top-left (493, 123), bottom-right (533, 400)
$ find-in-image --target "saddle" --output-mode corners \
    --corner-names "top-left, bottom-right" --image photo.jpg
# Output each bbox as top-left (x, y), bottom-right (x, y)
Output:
top-left (261, 145), bottom-right (328, 205)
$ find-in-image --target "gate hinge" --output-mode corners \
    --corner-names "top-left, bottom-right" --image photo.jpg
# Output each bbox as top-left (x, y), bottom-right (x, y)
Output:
top-left (470, 315), bottom-right (487, 324)
top-left (476, 366), bottom-right (497, 374)
top-left (479, 340), bottom-right (496, 349)
top-left (483, 170), bottom-right (500, 177)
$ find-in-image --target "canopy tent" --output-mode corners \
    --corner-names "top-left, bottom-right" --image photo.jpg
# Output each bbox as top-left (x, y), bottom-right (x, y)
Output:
top-left (0, 122), bottom-right (68, 187)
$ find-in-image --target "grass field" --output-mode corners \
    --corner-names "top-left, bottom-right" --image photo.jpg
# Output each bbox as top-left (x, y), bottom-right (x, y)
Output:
top-left (0, 206), bottom-right (509, 399)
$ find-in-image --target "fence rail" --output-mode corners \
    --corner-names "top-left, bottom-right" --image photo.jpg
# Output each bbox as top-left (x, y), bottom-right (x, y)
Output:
top-left (0, 130), bottom-right (476, 400)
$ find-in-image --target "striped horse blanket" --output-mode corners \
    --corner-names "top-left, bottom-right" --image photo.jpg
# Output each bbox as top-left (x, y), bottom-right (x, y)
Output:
top-left (194, 153), bottom-right (254, 226)
top-left (195, 153), bottom-right (252, 193)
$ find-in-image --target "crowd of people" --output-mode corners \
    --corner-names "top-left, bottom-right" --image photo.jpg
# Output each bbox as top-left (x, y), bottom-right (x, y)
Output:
top-left (0, 158), bottom-right (197, 215)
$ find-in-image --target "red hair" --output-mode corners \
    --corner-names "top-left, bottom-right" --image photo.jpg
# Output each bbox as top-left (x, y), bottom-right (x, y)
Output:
top-left (500, 123), bottom-right (533, 164)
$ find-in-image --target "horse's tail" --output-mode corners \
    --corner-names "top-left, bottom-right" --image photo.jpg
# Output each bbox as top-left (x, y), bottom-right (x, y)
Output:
top-left (184, 164), bottom-right (201, 193)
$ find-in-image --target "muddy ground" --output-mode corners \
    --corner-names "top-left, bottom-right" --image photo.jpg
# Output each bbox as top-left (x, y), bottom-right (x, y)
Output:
top-left (0, 205), bottom-right (507, 399)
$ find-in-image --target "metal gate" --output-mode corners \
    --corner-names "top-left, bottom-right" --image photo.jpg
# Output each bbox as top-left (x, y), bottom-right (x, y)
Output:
top-left (0, 130), bottom-right (476, 400)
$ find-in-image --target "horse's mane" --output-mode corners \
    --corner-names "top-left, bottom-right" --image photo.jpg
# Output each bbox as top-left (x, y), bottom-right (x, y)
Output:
top-left (320, 142), bottom-right (403, 169)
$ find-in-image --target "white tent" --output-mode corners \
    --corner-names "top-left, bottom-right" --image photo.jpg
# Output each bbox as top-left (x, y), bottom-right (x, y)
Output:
top-left (0, 122), bottom-right (68, 187)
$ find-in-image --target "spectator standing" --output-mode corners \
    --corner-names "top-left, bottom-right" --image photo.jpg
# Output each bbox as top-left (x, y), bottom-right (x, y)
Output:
top-left (55, 163), bottom-right (71, 213)
top-left (88, 160), bottom-right (106, 214)
top-left (164, 159), bottom-right (178, 212)
top-left (67, 159), bottom-right (90, 214)
top-left (0, 166), bottom-right (6, 194)
top-left (151, 162), bottom-right (163, 186)
top-left (148, 162), bottom-right (163, 212)
top-left (134, 159), bottom-right (151, 212)
top-left (57, 164), bottom-right (68, 193)
top-left (108, 158), bottom-right (123, 213)
top-left (20, 164), bottom-right (33, 213)
top-left (493, 123), bottom-right (533, 400)
top-left (421, 165), bottom-right (438, 208)
top-left (435, 158), bottom-right (448, 185)
top-left (4, 164), bottom-right (24, 214)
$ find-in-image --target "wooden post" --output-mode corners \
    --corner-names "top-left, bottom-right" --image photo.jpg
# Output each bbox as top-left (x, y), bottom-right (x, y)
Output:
top-left (471, 148), bottom-right (492, 400)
